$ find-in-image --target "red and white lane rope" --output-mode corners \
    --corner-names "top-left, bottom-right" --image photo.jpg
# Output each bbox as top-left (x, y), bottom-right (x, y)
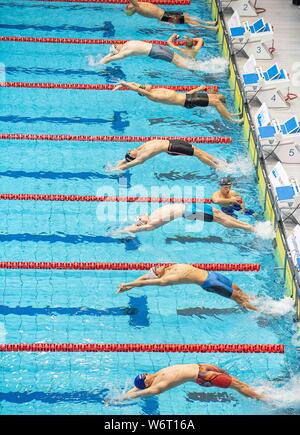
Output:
top-left (0, 343), bottom-right (284, 353)
top-left (0, 193), bottom-right (213, 203)
top-left (0, 134), bottom-right (231, 143)
top-left (0, 262), bottom-right (260, 271)
top-left (0, 82), bottom-right (218, 92)
top-left (0, 36), bottom-right (189, 46)
top-left (24, 0), bottom-right (190, 4)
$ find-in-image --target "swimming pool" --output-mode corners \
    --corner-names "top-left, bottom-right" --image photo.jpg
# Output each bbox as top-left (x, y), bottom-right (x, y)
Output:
top-left (0, 0), bottom-right (299, 415)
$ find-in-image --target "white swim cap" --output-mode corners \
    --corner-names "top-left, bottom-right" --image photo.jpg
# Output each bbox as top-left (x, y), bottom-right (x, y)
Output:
top-left (109, 45), bottom-right (118, 55)
top-left (143, 267), bottom-right (159, 280)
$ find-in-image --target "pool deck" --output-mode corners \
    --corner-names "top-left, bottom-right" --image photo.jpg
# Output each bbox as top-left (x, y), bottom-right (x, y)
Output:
top-left (221, 0), bottom-right (300, 271)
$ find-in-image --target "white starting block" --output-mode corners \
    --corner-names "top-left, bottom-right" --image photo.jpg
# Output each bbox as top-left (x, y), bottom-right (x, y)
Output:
top-left (269, 162), bottom-right (300, 224)
top-left (255, 103), bottom-right (300, 163)
top-left (228, 12), bottom-right (274, 60)
top-left (242, 56), bottom-right (290, 109)
top-left (221, 0), bottom-right (258, 17)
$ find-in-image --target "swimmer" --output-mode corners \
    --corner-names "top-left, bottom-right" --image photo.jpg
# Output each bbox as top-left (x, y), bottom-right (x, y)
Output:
top-left (114, 81), bottom-right (242, 123)
top-left (167, 34), bottom-right (204, 59)
top-left (114, 139), bottom-right (222, 171)
top-left (212, 177), bottom-right (257, 218)
top-left (125, 0), bottom-right (218, 30)
top-left (117, 363), bottom-right (264, 401)
top-left (96, 39), bottom-right (195, 70)
top-left (120, 202), bottom-right (255, 234)
top-left (118, 263), bottom-right (258, 311)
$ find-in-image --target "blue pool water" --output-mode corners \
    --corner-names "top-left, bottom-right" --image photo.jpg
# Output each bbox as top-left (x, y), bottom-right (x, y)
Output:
top-left (0, 0), bottom-right (299, 415)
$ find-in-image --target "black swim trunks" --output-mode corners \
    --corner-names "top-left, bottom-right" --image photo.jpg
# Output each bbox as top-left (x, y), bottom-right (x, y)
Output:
top-left (184, 92), bottom-right (209, 109)
top-left (161, 11), bottom-right (185, 24)
top-left (183, 203), bottom-right (214, 223)
top-left (167, 140), bottom-right (194, 156)
top-left (149, 44), bottom-right (174, 63)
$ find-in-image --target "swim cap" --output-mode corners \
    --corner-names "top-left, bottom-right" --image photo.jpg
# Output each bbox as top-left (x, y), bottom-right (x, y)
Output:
top-left (220, 177), bottom-right (232, 186)
top-left (109, 44), bottom-right (118, 55)
top-left (134, 374), bottom-right (147, 389)
top-left (125, 152), bottom-right (135, 162)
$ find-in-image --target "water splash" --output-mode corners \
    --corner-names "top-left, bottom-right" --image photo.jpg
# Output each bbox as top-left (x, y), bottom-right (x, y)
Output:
top-left (104, 378), bottom-right (134, 406)
top-left (252, 295), bottom-right (295, 316)
top-left (253, 221), bottom-right (275, 240)
top-left (217, 156), bottom-right (253, 176)
top-left (256, 375), bottom-right (300, 408)
top-left (185, 57), bottom-right (228, 74)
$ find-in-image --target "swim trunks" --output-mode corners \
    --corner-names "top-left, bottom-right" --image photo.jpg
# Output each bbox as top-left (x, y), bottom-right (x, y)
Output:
top-left (196, 364), bottom-right (232, 388)
top-left (184, 92), bottom-right (209, 109)
top-left (160, 11), bottom-right (185, 24)
top-left (183, 202), bottom-right (214, 222)
top-left (201, 271), bottom-right (233, 298)
top-left (167, 140), bottom-right (194, 156)
top-left (149, 44), bottom-right (175, 63)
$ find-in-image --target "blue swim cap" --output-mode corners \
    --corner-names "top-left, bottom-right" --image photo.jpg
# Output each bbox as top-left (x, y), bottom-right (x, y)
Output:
top-left (134, 373), bottom-right (147, 389)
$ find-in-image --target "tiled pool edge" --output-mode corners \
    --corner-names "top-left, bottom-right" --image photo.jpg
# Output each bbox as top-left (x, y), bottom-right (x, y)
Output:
top-left (208, 0), bottom-right (300, 321)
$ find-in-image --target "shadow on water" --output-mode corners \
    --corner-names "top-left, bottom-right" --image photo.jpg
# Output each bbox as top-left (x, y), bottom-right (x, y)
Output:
top-left (0, 234), bottom-right (141, 251)
top-left (0, 22), bottom-right (115, 37)
top-left (7, 66), bottom-right (126, 83)
top-left (0, 111), bottom-right (129, 133)
top-left (177, 306), bottom-right (241, 319)
top-left (0, 305), bottom-right (138, 318)
top-left (0, 389), bottom-right (110, 404)
top-left (186, 392), bottom-right (236, 403)
top-left (0, 170), bottom-right (121, 181)
top-left (165, 235), bottom-right (236, 247)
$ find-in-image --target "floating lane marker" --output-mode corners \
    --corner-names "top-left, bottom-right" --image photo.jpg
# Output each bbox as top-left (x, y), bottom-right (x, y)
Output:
top-left (0, 262), bottom-right (260, 271)
top-left (0, 343), bottom-right (284, 353)
top-left (0, 134), bottom-right (231, 143)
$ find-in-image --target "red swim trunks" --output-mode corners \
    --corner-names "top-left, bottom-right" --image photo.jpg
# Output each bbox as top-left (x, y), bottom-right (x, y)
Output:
top-left (196, 365), bottom-right (232, 389)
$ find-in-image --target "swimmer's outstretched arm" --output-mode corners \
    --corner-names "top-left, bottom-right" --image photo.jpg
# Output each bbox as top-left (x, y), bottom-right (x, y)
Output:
top-left (230, 377), bottom-right (265, 401)
top-left (119, 81), bottom-right (153, 96)
top-left (186, 85), bottom-right (208, 95)
top-left (122, 384), bottom-right (166, 400)
top-left (120, 223), bottom-right (154, 233)
top-left (118, 275), bottom-right (180, 293)
top-left (117, 156), bottom-right (147, 171)
top-left (128, 0), bottom-right (140, 7)
top-left (167, 34), bottom-right (182, 52)
top-left (100, 52), bottom-right (127, 65)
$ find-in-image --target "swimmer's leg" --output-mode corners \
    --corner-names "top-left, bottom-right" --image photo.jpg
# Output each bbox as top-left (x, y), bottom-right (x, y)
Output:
top-left (230, 377), bottom-right (264, 400)
top-left (193, 147), bottom-right (221, 169)
top-left (231, 284), bottom-right (258, 311)
top-left (213, 209), bottom-right (255, 232)
top-left (184, 14), bottom-right (218, 30)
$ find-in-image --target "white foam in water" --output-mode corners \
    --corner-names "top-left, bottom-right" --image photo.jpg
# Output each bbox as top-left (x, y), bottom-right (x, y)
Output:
top-left (253, 221), bottom-right (275, 240)
top-left (217, 156), bottom-right (253, 176)
top-left (185, 57), bottom-right (228, 74)
top-left (0, 323), bottom-right (7, 343)
top-left (252, 295), bottom-right (295, 316)
top-left (256, 375), bottom-right (300, 408)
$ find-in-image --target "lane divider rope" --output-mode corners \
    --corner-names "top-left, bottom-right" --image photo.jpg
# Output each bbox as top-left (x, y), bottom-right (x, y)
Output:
top-left (0, 36), bottom-right (189, 46)
top-left (25, 0), bottom-right (190, 4)
top-left (0, 134), bottom-right (231, 143)
top-left (0, 343), bottom-right (284, 353)
top-left (0, 82), bottom-right (218, 92)
top-left (24, 0), bottom-right (190, 4)
top-left (0, 193), bottom-right (213, 203)
top-left (0, 262), bottom-right (260, 271)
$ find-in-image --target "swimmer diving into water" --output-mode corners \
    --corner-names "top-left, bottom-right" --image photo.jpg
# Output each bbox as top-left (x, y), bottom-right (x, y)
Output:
top-left (117, 263), bottom-right (257, 311)
top-left (212, 177), bottom-right (257, 218)
top-left (114, 363), bottom-right (264, 402)
top-left (124, 0), bottom-right (218, 30)
top-left (120, 202), bottom-right (255, 234)
top-left (114, 81), bottom-right (242, 123)
top-left (92, 34), bottom-right (204, 69)
top-left (112, 139), bottom-right (222, 171)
